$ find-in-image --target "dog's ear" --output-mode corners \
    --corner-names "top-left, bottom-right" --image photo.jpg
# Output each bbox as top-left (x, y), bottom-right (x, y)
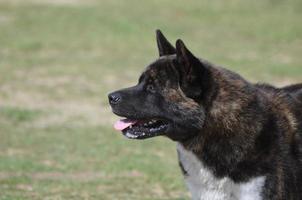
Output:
top-left (156, 30), bottom-right (176, 56)
top-left (175, 39), bottom-right (208, 98)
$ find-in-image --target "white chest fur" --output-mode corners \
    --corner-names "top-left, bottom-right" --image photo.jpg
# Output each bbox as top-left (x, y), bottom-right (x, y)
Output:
top-left (177, 144), bottom-right (266, 200)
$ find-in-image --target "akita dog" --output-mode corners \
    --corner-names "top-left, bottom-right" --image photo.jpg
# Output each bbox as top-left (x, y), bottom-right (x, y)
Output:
top-left (109, 30), bottom-right (302, 200)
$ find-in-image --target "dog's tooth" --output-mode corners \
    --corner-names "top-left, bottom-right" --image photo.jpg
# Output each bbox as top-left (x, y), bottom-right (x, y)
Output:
top-left (129, 125), bottom-right (132, 128)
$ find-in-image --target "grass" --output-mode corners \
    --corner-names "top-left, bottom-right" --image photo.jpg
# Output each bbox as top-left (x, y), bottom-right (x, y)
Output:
top-left (0, 0), bottom-right (301, 199)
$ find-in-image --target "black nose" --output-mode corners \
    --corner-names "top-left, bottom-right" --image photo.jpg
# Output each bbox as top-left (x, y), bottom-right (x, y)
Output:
top-left (108, 92), bottom-right (122, 105)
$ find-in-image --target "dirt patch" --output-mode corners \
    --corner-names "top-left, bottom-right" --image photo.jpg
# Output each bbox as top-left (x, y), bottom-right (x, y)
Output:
top-left (0, 15), bottom-right (13, 25)
top-left (0, 71), bottom-right (116, 128)
top-left (16, 184), bottom-right (33, 191)
top-left (0, 0), bottom-right (96, 6)
top-left (0, 148), bottom-right (29, 156)
top-left (0, 170), bottom-right (145, 182)
top-left (272, 78), bottom-right (301, 87)
top-left (0, 92), bottom-right (115, 128)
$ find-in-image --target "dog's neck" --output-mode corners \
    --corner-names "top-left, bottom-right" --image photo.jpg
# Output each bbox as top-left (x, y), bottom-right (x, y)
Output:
top-left (179, 67), bottom-right (297, 181)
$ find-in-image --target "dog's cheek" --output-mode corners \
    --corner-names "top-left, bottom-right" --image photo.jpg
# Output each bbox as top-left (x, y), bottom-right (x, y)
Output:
top-left (137, 94), bottom-right (163, 116)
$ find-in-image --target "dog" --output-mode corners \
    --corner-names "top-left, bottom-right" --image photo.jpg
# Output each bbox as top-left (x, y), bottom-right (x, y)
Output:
top-left (108, 30), bottom-right (302, 200)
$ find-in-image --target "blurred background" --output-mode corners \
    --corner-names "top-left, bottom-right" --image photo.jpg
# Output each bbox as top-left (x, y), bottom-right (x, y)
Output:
top-left (0, 0), bottom-right (301, 199)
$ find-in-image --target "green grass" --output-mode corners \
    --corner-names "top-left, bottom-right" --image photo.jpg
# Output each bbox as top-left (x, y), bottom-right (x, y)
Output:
top-left (0, 0), bottom-right (301, 199)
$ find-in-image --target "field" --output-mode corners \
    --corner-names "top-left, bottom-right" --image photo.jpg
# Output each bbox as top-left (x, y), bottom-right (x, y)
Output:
top-left (0, 0), bottom-right (301, 199)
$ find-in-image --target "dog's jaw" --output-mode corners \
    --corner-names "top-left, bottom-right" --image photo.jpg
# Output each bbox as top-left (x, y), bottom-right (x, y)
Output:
top-left (114, 118), bottom-right (170, 139)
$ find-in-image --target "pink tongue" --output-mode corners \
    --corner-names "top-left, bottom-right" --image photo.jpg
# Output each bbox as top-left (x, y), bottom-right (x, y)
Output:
top-left (114, 119), bottom-right (138, 131)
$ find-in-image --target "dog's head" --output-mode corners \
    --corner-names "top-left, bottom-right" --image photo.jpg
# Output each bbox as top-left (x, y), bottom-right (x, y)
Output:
top-left (109, 30), bottom-right (216, 141)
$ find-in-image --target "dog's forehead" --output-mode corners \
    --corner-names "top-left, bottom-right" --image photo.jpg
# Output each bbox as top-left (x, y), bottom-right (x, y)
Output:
top-left (144, 55), bottom-right (176, 77)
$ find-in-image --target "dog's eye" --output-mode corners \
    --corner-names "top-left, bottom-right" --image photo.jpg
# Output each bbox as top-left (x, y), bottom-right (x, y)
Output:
top-left (146, 84), bottom-right (156, 93)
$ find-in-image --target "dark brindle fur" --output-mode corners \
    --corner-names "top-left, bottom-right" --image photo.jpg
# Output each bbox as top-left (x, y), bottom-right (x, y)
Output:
top-left (108, 30), bottom-right (302, 199)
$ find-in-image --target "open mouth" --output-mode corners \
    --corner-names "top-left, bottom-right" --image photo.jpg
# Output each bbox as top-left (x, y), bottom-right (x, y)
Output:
top-left (114, 118), bottom-right (169, 139)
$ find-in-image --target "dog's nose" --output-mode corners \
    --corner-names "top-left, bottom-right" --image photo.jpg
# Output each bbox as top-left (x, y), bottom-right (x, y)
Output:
top-left (108, 92), bottom-right (122, 105)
